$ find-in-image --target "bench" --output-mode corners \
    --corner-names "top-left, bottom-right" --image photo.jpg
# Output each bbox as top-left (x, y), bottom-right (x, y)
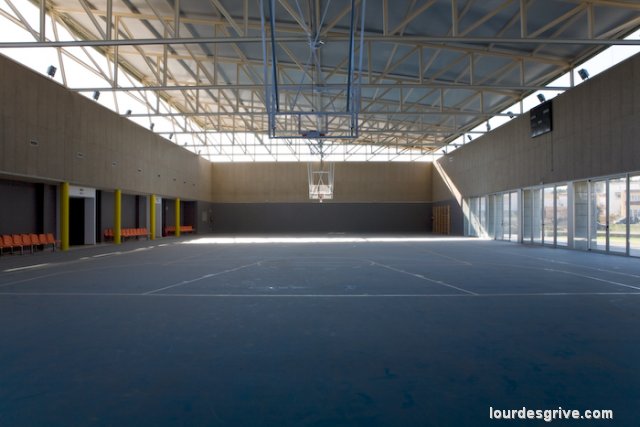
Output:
top-left (164, 225), bottom-right (195, 235)
top-left (0, 233), bottom-right (58, 255)
top-left (104, 228), bottom-right (149, 241)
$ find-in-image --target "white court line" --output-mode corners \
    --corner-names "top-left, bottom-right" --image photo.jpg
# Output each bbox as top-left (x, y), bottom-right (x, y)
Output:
top-left (0, 292), bottom-right (639, 298)
top-left (544, 268), bottom-right (640, 291)
top-left (494, 250), bottom-right (640, 279)
top-left (144, 262), bottom-right (261, 295)
top-left (3, 263), bottom-right (50, 272)
top-left (369, 260), bottom-right (478, 295)
top-left (92, 252), bottom-right (120, 258)
top-left (0, 271), bottom-right (66, 288)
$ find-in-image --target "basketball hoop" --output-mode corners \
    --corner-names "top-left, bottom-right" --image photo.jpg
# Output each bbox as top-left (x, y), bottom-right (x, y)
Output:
top-left (308, 161), bottom-right (334, 202)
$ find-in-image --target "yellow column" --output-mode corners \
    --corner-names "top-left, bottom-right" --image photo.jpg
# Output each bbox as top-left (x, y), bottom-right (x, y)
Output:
top-left (175, 198), bottom-right (181, 237)
top-left (114, 189), bottom-right (122, 245)
top-left (149, 195), bottom-right (156, 240)
top-left (60, 182), bottom-right (69, 251)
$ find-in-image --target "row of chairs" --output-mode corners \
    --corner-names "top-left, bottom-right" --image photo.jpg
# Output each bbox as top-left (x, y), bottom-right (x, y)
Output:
top-left (104, 228), bottom-right (149, 240)
top-left (0, 233), bottom-right (58, 255)
top-left (164, 225), bottom-right (195, 235)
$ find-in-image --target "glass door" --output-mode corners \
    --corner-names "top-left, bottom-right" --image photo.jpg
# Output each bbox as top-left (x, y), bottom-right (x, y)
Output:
top-left (608, 177), bottom-right (627, 254)
top-left (532, 188), bottom-right (543, 244)
top-left (590, 180), bottom-right (607, 251)
top-left (494, 194), bottom-right (504, 240)
top-left (522, 190), bottom-right (532, 243)
top-left (503, 193), bottom-right (511, 240)
top-left (543, 187), bottom-right (555, 245)
top-left (629, 175), bottom-right (640, 256)
top-left (556, 185), bottom-right (568, 246)
top-left (510, 191), bottom-right (519, 242)
top-left (573, 181), bottom-right (589, 250)
top-left (479, 197), bottom-right (487, 237)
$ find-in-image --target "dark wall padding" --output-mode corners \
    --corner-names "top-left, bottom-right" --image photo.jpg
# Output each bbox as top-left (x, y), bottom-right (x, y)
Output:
top-left (0, 179), bottom-right (43, 234)
top-left (196, 202), bottom-right (215, 234)
top-left (121, 194), bottom-right (137, 229)
top-left (210, 203), bottom-right (432, 234)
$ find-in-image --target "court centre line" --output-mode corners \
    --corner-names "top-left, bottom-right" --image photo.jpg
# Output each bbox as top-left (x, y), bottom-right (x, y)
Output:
top-left (1, 292), bottom-right (639, 298)
top-left (144, 261), bottom-right (262, 294)
top-left (368, 260), bottom-right (478, 295)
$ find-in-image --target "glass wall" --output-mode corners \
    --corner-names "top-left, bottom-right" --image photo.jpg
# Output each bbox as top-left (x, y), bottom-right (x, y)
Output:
top-left (471, 173), bottom-right (640, 257)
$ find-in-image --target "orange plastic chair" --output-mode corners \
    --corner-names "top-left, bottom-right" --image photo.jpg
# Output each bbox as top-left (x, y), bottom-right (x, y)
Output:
top-left (21, 234), bottom-right (34, 254)
top-left (29, 234), bottom-right (41, 251)
top-left (12, 234), bottom-right (25, 255)
top-left (0, 235), bottom-right (11, 255)
top-left (45, 233), bottom-right (58, 251)
top-left (38, 234), bottom-right (53, 251)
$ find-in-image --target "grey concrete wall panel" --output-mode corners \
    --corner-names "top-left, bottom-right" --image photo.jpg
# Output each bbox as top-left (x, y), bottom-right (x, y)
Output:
top-left (212, 162), bottom-right (432, 203)
top-left (210, 203), bottom-right (431, 234)
top-left (433, 53), bottom-right (640, 201)
top-left (0, 55), bottom-right (213, 202)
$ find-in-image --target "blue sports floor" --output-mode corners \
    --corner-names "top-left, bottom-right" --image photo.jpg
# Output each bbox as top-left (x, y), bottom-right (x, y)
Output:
top-left (0, 235), bottom-right (639, 426)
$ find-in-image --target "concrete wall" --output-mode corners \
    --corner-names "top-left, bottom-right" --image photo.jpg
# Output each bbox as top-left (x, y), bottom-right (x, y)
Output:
top-left (211, 203), bottom-right (431, 234)
top-left (434, 53), bottom-right (640, 201)
top-left (0, 54), bottom-right (212, 202)
top-left (212, 162), bottom-right (432, 203)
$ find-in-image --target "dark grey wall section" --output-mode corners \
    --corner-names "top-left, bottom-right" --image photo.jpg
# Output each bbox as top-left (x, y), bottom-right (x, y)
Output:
top-left (43, 184), bottom-right (56, 234)
top-left (0, 179), bottom-right (39, 234)
top-left (196, 202), bottom-right (215, 234)
top-left (163, 199), bottom-right (175, 233)
top-left (121, 194), bottom-right (136, 229)
top-left (210, 203), bottom-right (432, 234)
top-left (100, 191), bottom-right (114, 236)
top-left (182, 202), bottom-right (197, 228)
